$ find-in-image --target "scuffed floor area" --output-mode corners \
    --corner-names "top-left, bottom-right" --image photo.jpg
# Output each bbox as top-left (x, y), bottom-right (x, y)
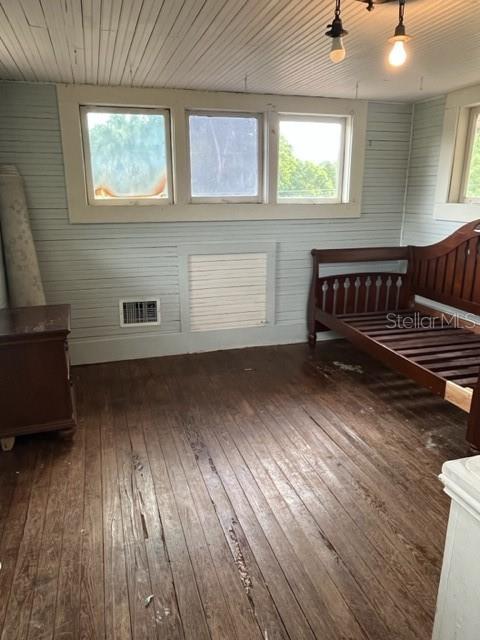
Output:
top-left (0, 341), bottom-right (468, 639)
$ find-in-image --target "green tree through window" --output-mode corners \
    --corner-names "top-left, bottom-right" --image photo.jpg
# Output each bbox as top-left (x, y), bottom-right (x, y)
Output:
top-left (86, 112), bottom-right (168, 199)
top-left (278, 135), bottom-right (337, 199)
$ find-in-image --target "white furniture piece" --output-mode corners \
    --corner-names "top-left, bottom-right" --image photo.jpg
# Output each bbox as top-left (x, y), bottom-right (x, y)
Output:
top-left (433, 456), bottom-right (480, 640)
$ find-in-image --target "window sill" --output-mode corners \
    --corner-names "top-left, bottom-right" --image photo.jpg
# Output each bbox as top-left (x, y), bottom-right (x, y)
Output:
top-left (68, 201), bottom-right (362, 223)
top-left (434, 202), bottom-right (480, 223)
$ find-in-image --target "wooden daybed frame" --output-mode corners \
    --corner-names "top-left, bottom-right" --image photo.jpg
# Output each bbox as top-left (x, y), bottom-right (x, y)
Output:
top-left (308, 220), bottom-right (480, 450)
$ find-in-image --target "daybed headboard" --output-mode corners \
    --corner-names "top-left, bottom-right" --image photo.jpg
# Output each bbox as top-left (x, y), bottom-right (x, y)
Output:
top-left (409, 219), bottom-right (480, 316)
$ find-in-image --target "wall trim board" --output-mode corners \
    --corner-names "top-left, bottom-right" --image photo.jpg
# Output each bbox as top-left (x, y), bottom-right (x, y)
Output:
top-left (68, 323), bottom-right (337, 365)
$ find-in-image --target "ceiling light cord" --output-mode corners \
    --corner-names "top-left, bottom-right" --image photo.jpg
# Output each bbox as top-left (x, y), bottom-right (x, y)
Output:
top-left (334, 0), bottom-right (341, 19)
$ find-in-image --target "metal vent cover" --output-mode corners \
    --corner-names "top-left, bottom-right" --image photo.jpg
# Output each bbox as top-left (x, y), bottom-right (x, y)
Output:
top-left (119, 298), bottom-right (160, 327)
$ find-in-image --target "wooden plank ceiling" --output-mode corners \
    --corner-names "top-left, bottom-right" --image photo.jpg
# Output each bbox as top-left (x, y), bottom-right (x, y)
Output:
top-left (0, 0), bottom-right (479, 100)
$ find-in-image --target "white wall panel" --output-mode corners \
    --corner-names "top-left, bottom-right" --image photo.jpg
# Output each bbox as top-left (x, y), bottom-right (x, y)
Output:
top-left (0, 82), bottom-right (412, 363)
top-left (402, 96), bottom-right (464, 246)
top-left (189, 253), bottom-right (268, 332)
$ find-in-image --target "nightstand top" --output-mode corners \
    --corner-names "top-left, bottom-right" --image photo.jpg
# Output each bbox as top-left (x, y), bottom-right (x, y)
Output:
top-left (0, 304), bottom-right (71, 339)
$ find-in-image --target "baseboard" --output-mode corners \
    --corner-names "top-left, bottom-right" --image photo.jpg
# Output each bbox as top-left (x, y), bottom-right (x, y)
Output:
top-left (69, 324), bottom-right (337, 365)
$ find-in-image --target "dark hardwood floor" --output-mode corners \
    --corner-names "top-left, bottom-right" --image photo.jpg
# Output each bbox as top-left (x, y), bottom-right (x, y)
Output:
top-left (0, 340), bottom-right (470, 640)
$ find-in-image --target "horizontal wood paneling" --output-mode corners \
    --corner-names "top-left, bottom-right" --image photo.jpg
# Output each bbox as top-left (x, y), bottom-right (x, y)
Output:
top-left (402, 97), bottom-right (463, 246)
top-left (189, 253), bottom-right (267, 332)
top-left (0, 82), bottom-right (412, 361)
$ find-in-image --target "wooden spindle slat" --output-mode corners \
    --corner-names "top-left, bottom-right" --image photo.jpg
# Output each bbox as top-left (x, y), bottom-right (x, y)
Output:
top-left (462, 237), bottom-right (477, 300)
top-left (444, 250), bottom-right (457, 295)
top-left (321, 281), bottom-right (328, 311)
top-left (354, 277), bottom-right (360, 313)
top-left (332, 279), bottom-right (339, 314)
top-left (364, 276), bottom-right (372, 313)
top-left (343, 277), bottom-right (350, 314)
top-left (395, 276), bottom-right (403, 310)
top-left (435, 254), bottom-right (447, 293)
top-left (452, 242), bottom-right (468, 298)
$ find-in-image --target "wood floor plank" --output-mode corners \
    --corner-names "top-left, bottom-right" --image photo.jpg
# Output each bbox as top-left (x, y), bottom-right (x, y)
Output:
top-left (232, 355), bottom-right (438, 631)
top-left (111, 364), bottom-right (157, 639)
top-left (298, 389), bottom-right (447, 544)
top-left (216, 362), bottom-right (424, 640)
top-left (215, 387), bottom-right (393, 639)
top-left (284, 345), bottom-right (455, 501)
top-left (183, 422), bottom-right (319, 640)
top-left (78, 368), bottom-right (106, 640)
top-left (153, 359), bottom-right (313, 640)
top-left (0, 446), bottom-right (38, 633)
top-left (159, 427), bottom-right (239, 640)
top-left (140, 362), bottom-right (213, 640)
top-left (170, 428), bottom-right (264, 639)
top-left (53, 400), bottom-right (87, 640)
top-left (0, 450), bottom-right (18, 546)
top-left (332, 347), bottom-right (467, 458)
top-left (205, 385), bottom-right (368, 640)
top-left (97, 364), bottom-right (131, 640)
top-left (286, 403), bottom-right (440, 603)
top-left (0, 342), bottom-right (465, 640)
top-left (1, 439), bottom-right (54, 640)
top-left (176, 426), bottom-right (291, 640)
top-left (168, 378), bottom-right (358, 640)
top-left (217, 351), bottom-right (437, 637)
top-left (123, 361), bottom-right (185, 639)
top-left (27, 435), bottom-right (73, 639)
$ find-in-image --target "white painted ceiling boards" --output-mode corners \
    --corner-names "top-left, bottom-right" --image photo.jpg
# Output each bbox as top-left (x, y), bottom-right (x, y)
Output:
top-left (0, 0), bottom-right (479, 100)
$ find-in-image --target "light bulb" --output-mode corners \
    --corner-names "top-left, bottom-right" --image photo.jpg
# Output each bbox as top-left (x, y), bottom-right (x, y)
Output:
top-left (329, 37), bottom-right (346, 63)
top-left (388, 39), bottom-right (407, 67)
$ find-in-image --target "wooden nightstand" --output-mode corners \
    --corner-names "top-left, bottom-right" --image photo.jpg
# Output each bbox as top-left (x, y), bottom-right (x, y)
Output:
top-left (0, 304), bottom-right (76, 451)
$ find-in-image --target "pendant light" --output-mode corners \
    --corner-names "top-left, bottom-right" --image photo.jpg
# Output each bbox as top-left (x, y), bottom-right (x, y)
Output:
top-left (388, 0), bottom-right (412, 67)
top-left (325, 0), bottom-right (348, 63)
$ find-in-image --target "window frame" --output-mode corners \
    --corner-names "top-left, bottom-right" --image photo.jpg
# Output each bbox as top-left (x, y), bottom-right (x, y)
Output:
top-left (186, 110), bottom-right (264, 204)
top-left (80, 105), bottom-right (174, 207)
top-left (461, 105), bottom-right (480, 204)
top-left (57, 84), bottom-right (367, 223)
top-left (434, 84), bottom-right (480, 222)
top-left (275, 113), bottom-right (349, 205)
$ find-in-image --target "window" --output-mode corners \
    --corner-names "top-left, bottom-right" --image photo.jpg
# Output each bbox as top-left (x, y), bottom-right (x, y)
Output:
top-left (435, 84), bottom-right (480, 221)
top-left (187, 112), bottom-right (262, 202)
top-left (277, 116), bottom-right (347, 203)
top-left (462, 107), bottom-right (480, 203)
top-left (58, 85), bottom-right (367, 222)
top-left (80, 106), bottom-right (172, 205)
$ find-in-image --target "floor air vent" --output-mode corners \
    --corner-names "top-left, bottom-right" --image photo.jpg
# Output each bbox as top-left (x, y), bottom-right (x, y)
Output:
top-left (120, 299), bottom-right (160, 327)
